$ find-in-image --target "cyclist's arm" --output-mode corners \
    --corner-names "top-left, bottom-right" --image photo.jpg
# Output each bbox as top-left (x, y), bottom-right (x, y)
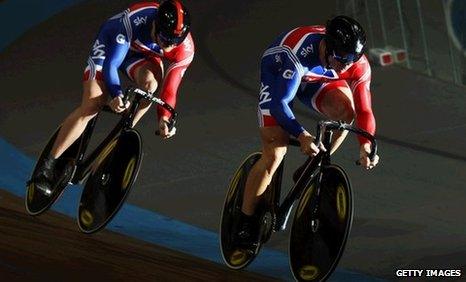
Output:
top-left (158, 34), bottom-right (194, 120)
top-left (352, 66), bottom-right (376, 145)
top-left (268, 59), bottom-right (304, 138)
top-left (102, 37), bottom-right (130, 98)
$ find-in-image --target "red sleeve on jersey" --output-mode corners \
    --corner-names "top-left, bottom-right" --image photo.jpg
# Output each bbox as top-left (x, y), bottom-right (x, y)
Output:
top-left (128, 2), bottom-right (158, 12)
top-left (348, 56), bottom-right (376, 145)
top-left (157, 33), bottom-right (195, 119)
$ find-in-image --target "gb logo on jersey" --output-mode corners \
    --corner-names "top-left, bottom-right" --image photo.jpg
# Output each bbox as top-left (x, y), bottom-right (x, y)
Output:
top-left (282, 69), bottom-right (295, 80)
top-left (259, 83), bottom-right (272, 105)
top-left (92, 40), bottom-right (105, 60)
top-left (116, 34), bottom-right (126, 44)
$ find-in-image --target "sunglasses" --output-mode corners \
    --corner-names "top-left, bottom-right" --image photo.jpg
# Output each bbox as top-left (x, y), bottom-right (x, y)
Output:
top-left (332, 50), bottom-right (358, 64)
top-left (157, 32), bottom-right (184, 47)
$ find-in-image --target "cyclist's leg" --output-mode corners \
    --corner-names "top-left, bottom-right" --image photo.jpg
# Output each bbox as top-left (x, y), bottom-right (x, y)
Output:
top-left (241, 53), bottom-right (293, 216)
top-left (298, 80), bottom-right (354, 154)
top-left (315, 81), bottom-right (354, 153)
top-left (241, 125), bottom-right (289, 215)
top-left (50, 79), bottom-right (107, 159)
top-left (122, 55), bottom-right (164, 127)
top-left (48, 25), bottom-right (112, 160)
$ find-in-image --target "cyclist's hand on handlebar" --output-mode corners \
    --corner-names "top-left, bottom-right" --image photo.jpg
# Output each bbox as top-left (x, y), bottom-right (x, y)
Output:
top-left (298, 131), bottom-right (326, 157)
top-left (359, 143), bottom-right (379, 170)
top-left (109, 95), bottom-right (130, 113)
top-left (158, 117), bottom-right (176, 139)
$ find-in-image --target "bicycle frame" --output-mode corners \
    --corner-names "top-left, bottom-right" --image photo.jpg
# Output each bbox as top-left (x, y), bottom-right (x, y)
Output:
top-left (271, 131), bottom-right (332, 231)
top-left (269, 120), bottom-right (377, 232)
top-left (69, 88), bottom-right (177, 184)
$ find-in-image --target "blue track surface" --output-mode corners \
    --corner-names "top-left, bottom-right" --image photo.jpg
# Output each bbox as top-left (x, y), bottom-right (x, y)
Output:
top-left (0, 137), bottom-right (381, 281)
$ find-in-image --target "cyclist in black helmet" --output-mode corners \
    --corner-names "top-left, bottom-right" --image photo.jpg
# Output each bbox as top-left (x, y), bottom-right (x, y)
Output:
top-left (325, 15), bottom-right (367, 71)
top-left (33, 1), bottom-right (195, 195)
top-left (237, 15), bottom-right (379, 247)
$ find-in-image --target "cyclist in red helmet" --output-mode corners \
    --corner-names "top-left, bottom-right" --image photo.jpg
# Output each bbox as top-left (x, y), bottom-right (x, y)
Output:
top-left (33, 1), bottom-right (194, 195)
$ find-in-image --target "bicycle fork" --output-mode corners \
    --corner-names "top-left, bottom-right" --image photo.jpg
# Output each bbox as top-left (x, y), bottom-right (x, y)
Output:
top-left (274, 161), bottom-right (321, 232)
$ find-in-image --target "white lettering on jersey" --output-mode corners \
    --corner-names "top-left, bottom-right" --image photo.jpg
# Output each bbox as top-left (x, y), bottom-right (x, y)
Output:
top-left (134, 16), bottom-right (147, 26)
top-left (259, 83), bottom-right (272, 105)
top-left (116, 34), bottom-right (126, 44)
top-left (300, 45), bottom-right (314, 57)
top-left (283, 69), bottom-right (295, 79)
top-left (92, 40), bottom-right (106, 59)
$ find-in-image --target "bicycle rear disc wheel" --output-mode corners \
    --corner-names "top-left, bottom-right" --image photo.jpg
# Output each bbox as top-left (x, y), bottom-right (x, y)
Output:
top-left (220, 152), bottom-right (262, 270)
top-left (77, 129), bottom-right (142, 234)
top-left (289, 164), bottom-right (353, 282)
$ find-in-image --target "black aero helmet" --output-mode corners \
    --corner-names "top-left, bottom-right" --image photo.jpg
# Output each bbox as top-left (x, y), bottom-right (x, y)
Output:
top-left (325, 15), bottom-right (366, 63)
top-left (155, 0), bottom-right (190, 46)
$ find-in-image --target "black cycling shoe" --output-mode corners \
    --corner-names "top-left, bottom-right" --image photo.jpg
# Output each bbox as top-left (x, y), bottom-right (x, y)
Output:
top-left (34, 156), bottom-right (57, 196)
top-left (234, 210), bottom-right (260, 249)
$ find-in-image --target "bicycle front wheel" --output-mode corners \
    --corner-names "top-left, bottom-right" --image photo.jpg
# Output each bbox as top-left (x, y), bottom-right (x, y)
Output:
top-left (77, 129), bottom-right (142, 234)
top-left (289, 164), bottom-right (353, 282)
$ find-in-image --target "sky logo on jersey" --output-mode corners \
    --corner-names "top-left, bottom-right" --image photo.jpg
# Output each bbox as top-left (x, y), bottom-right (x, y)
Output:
top-left (91, 40), bottom-right (105, 60)
top-left (259, 83), bottom-right (272, 105)
top-left (134, 16), bottom-right (147, 26)
top-left (300, 45), bottom-right (314, 57)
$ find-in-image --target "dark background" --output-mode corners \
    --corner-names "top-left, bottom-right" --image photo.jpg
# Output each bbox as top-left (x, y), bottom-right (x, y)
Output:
top-left (0, 0), bottom-right (465, 280)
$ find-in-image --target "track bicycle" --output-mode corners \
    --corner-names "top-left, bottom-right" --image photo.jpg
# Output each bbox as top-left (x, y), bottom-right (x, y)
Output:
top-left (25, 87), bottom-right (177, 233)
top-left (220, 120), bottom-right (377, 281)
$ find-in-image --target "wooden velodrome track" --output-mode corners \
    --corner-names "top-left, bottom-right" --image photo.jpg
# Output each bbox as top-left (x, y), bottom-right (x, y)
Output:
top-left (0, 190), bottom-right (273, 281)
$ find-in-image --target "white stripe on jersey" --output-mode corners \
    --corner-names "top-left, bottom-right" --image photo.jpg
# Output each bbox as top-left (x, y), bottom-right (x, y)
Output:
top-left (279, 27), bottom-right (299, 46)
top-left (128, 6), bottom-right (156, 17)
top-left (88, 57), bottom-right (95, 79)
top-left (165, 54), bottom-right (194, 77)
top-left (123, 11), bottom-right (133, 41)
top-left (133, 39), bottom-right (151, 51)
top-left (263, 46), bottom-right (304, 76)
top-left (292, 33), bottom-right (312, 55)
top-left (132, 40), bottom-right (164, 57)
top-left (109, 11), bottom-right (125, 20)
top-left (263, 46), bottom-right (300, 68)
top-left (125, 58), bottom-right (146, 79)
top-left (302, 68), bottom-right (338, 80)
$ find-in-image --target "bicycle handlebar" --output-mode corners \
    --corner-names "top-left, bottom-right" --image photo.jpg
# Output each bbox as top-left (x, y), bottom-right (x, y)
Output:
top-left (125, 87), bottom-right (178, 134)
top-left (289, 120), bottom-right (378, 162)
